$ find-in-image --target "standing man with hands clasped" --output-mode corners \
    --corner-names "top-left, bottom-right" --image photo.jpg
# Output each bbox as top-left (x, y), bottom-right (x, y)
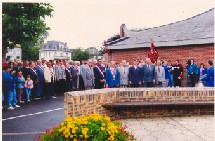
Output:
top-left (142, 58), bottom-right (156, 87)
top-left (128, 60), bottom-right (142, 87)
top-left (172, 60), bottom-right (183, 87)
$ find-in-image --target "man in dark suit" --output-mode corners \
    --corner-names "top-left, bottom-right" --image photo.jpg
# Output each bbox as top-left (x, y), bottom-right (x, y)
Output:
top-left (70, 61), bottom-right (78, 91)
top-left (21, 60), bottom-right (30, 80)
top-left (28, 61), bottom-right (38, 99)
top-left (34, 60), bottom-right (45, 98)
top-left (142, 58), bottom-right (156, 87)
top-left (93, 60), bottom-right (105, 89)
top-left (128, 60), bottom-right (142, 87)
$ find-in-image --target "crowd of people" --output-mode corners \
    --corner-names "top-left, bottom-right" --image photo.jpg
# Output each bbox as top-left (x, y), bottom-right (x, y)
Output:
top-left (2, 57), bottom-right (214, 110)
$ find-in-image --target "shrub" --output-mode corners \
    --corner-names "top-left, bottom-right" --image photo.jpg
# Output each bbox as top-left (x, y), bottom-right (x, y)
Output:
top-left (38, 113), bottom-right (136, 141)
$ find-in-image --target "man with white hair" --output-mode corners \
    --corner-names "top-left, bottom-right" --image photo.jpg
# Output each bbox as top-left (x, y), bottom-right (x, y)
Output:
top-left (118, 60), bottom-right (129, 88)
top-left (81, 59), bottom-right (94, 90)
top-left (142, 58), bottom-right (156, 87)
top-left (105, 61), bottom-right (120, 88)
top-left (155, 60), bottom-right (165, 87)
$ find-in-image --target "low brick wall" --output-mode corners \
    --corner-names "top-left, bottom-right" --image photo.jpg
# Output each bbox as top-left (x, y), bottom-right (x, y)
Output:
top-left (64, 88), bottom-right (214, 119)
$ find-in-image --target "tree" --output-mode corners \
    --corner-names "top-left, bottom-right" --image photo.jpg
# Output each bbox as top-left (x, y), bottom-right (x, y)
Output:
top-left (2, 3), bottom-right (54, 61)
top-left (72, 48), bottom-right (91, 61)
top-left (22, 45), bottom-right (41, 61)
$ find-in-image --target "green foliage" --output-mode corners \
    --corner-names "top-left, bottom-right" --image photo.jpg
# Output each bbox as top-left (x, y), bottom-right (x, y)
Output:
top-left (2, 3), bottom-right (53, 61)
top-left (22, 45), bottom-right (40, 61)
top-left (72, 48), bottom-right (91, 61)
top-left (38, 113), bottom-right (137, 141)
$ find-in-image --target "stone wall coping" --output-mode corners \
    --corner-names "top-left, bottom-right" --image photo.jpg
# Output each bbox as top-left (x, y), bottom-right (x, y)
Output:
top-left (65, 87), bottom-right (214, 96)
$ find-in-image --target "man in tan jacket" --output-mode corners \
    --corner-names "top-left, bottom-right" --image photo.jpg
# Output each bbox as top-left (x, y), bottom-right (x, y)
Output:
top-left (44, 62), bottom-right (55, 99)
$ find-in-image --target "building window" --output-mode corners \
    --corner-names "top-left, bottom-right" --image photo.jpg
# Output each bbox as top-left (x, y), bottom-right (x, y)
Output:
top-left (54, 52), bottom-right (56, 56)
top-left (17, 56), bottom-right (20, 59)
top-left (61, 53), bottom-right (63, 56)
top-left (66, 53), bottom-right (68, 56)
top-left (49, 52), bottom-right (51, 57)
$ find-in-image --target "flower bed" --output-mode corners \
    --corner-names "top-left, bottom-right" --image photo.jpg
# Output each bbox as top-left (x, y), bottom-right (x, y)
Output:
top-left (38, 113), bottom-right (136, 141)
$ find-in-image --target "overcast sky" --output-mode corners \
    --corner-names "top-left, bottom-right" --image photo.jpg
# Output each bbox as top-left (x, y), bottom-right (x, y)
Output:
top-left (6, 0), bottom-right (214, 49)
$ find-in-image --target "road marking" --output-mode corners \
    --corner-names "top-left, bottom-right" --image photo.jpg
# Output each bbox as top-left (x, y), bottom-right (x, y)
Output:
top-left (2, 132), bottom-right (45, 135)
top-left (2, 108), bottom-right (64, 121)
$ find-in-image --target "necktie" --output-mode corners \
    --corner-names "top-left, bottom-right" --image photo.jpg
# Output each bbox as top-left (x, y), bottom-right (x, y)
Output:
top-left (158, 66), bottom-right (160, 73)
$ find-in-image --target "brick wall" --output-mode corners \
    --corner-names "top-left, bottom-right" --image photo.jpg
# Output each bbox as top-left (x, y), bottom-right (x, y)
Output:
top-left (64, 88), bottom-right (214, 119)
top-left (107, 44), bottom-right (214, 86)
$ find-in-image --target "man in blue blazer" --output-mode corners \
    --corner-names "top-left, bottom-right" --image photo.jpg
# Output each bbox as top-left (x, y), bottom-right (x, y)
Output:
top-left (106, 61), bottom-right (120, 88)
top-left (34, 60), bottom-right (45, 98)
top-left (128, 60), bottom-right (142, 87)
top-left (142, 58), bottom-right (156, 87)
top-left (197, 63), bottom-right (207, 81)
top-left (70, 61), bottom-right (78, 91)
top-left (202, 60), bottom-right (214, 87)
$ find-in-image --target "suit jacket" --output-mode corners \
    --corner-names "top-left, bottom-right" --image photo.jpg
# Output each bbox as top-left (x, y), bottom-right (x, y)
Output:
top-left (34, 65), bottom-right (44, 82)
top-left (202, 66), bottom-right (214, 87)
top-left (197, 67), bottom-right (207, 80)
top-left (105, 67), bottom-right (120, 87)
top-left (28, 67), bottom-right (38, 84)
top-left (82, 65), bottom-right (94, 87)
top-left (70, 66), bottom-right (78, 79)
top-left (118, 66), bottom-right (129, 85)
top-left (128, 66), bottom-right (141, 85)
top-left (21, 67), bottom-right (30, 80)
top-left (93, 66), bottom-right (104, 89)
top-left (142, 64), bottom-right (155, 82)
top-left (44, 67), bottom-right (52, 83)
top-left (55, 65), bottom-right (66, 79)
top-left (155, 66), bottom-right (165, 82)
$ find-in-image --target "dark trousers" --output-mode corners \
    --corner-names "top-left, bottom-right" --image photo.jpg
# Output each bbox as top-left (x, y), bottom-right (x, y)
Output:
top-left (174, 77), bottom-right (181, 87)
top-left (79, 75), bottom-right (85, 90)
top-left (189, 73), bottom-right (196, 87)
top-left (58, 79), bottom-right (66, 95)
top-left (72, 77), bottom-right (77, 90)
top-left (66, 78), bottom-right (71, 92)
top-left (45, 82), bottom-right (53, 99)
top-left (131, 84), bottom-right (139, 88)
top-left (144, 82), bottom-right (154, 88)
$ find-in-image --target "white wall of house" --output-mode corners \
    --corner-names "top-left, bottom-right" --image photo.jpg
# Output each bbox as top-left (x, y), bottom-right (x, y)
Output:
top-left (6, 48), bottom-right (22, 61)
top-left (39, 50), bottom-right (71, 61)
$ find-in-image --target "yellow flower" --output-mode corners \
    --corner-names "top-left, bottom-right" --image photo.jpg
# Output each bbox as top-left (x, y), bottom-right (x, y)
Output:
top-left (70, 135), bottom-right (73, 138)
top-left (102, 123), bottom-right (106, 126)
top-left (101, 127), bottom-right (105, 131)
top-left (72, 129), bottom-right (76, 134)
top-left (65, 134), bottom-right (69, 138)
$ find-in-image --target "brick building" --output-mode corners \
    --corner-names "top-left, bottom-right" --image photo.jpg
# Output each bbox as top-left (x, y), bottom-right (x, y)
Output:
top-left (103, 9), bottom-right (214, 86)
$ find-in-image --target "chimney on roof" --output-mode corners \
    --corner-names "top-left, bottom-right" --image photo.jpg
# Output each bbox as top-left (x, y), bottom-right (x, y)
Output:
top-left (120, 24), bottom-right (125, 38)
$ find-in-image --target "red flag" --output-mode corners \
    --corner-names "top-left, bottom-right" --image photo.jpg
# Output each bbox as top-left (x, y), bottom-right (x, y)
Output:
top-left (148, 40), bottom-right (159, 64)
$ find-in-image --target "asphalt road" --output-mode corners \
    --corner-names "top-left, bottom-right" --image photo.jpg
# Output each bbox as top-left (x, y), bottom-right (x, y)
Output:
top-left (2, 96), bottom-right (64, 141)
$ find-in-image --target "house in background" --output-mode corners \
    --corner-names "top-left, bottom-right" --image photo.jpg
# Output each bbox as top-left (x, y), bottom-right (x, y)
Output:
top-left (39, 40), bottom-right (72, 61)
top-left (6, 47), bottom-right (22, 61)
top-left (88, 47), bottom-right (104, 61)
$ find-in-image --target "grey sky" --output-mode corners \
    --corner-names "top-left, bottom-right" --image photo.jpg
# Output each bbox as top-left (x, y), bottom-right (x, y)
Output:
top-left (43, 0), bottom-right (214, 49)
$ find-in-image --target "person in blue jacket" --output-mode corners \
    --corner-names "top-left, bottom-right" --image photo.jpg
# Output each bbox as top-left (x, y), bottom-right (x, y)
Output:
top-left (128, 60), bottom-right (142, 87)
top-left (202, 60), bottom-right (214, 87)
top-left (70, 61), bottom-right (78, 91)
top-left (3, 66), bottom-right (20, 110)
top-left (196, 63), bottom-right (207, 82)
top-left (186, 59), bottom-right (198, 87)
top-left (34, 60), bottom-right (45, 98)
top-left (105, 61), bottom-right (120, 88)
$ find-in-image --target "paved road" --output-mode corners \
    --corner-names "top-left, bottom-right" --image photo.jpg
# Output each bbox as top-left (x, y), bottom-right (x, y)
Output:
top-left (2, 96), bottom-right (64, 141)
